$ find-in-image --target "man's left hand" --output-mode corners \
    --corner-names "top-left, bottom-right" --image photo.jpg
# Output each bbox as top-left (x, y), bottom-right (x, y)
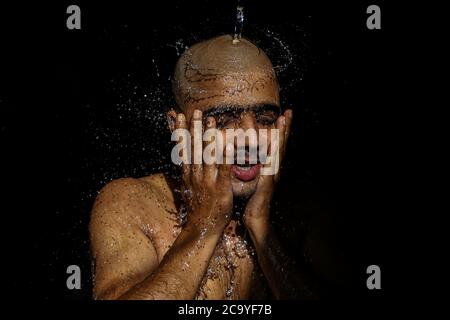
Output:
top-left (243, 109), bottom-right (293, 241)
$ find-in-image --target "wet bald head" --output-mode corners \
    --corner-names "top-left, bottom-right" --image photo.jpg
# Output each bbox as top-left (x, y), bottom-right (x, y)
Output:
top-left (172, 34), bottom-right (280, 121)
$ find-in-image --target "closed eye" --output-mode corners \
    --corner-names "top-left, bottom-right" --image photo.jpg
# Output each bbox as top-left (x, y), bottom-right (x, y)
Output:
top-left (216, 113), bottom-right (240, 128)
top-left (256, 112), bottom-right (277, 125)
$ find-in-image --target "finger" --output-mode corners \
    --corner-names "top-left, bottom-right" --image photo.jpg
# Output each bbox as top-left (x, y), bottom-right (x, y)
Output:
top-left (203, 116), bottom-right (217, 181)
top-left (217, 163), bottom-right (232, 185)
top-left (190, 109), bottom-right (203, 184)
top-left (176, 113), bottom-right (190, 184)
top-left (217, 144), bottom-right (233, 184)
top-left (276, 115), bottom-right (287, 160)
top-left (271, 115), bottom-right (286, 183)
top-left (284, 109), bottom-right (293, 154)
top-left (284, 109), bottom-right (294, 145)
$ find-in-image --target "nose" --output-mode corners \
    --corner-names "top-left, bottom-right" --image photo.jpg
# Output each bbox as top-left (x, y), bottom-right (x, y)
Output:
top-left (238, 113), bottom-right (259, 154)
top-left (239, 112), bottom-right (257, 131)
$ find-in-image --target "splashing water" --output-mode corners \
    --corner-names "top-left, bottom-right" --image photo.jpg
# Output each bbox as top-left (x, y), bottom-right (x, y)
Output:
top-left (177, 204), bottom-right (188, 226)
top-left (226, 282), bottom-right (234, 298)
top-left (233, 3), bottom-right (244, 44)
top-left (70, 3), bottom-right (313, 296)
top-left (167, 38), bottom-right (188, 57)
top-left (264, 28), bottom-right (294, 74)
top-left (181, 261), bottom-right (190, 272)
top-left (151, 58), bottom-right (160, 77)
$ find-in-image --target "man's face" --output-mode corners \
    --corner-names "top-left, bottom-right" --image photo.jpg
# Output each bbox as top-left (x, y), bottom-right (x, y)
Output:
top-left (181, 73), bottom-right (281, 198)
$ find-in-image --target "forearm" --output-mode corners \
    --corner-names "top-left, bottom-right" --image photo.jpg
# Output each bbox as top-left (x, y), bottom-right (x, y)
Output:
top-left (247, 219), bottom-right (316, 299)
top-left (120, 220), bottom-right (222, 300)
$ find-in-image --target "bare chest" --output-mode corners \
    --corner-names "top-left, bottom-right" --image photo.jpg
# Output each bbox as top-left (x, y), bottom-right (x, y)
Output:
top-left (195, 231), bottom-right (257, 300)
top-left (144, 214), bottom-right (264, 299)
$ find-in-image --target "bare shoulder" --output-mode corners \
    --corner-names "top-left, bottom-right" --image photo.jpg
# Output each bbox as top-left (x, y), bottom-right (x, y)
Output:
top-left (89, 175), bottom-right (176, 299)
top-left (90, 174), bottom-right (177, 229)
top-left (91, 177), bottom-right (147, 214)
top-left (139, 173), bottom-right (178, 206)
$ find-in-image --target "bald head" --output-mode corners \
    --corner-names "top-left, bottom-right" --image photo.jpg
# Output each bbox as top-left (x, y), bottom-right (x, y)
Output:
top-left (172, 35), bottom-right (280, 119)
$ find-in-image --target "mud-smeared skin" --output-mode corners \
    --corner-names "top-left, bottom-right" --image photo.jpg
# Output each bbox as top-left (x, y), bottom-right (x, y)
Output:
top-left (172, 35), bottom-right (280, 122)
top-left (90, 174), bottom-right (266, 299)
top-left (178, 62), bottom-right (278, 106)
top-left (90, 35), bottom-right (311, 300)
top-left (172, 34), bottom-right (281, 199)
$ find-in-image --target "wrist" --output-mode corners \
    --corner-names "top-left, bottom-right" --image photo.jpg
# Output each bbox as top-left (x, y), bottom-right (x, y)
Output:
top-left (187, 207), bottom-right (231, 236)
top-left (244, 215), bottom-right (271, 244)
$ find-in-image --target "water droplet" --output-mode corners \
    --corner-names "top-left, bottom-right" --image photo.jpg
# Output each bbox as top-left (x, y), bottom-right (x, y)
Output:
top-left (233, 4), bottom-right (244, 43)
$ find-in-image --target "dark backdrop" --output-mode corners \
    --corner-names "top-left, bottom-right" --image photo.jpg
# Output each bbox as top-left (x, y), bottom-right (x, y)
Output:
top-left (1, 0), bottom-right (401, 300)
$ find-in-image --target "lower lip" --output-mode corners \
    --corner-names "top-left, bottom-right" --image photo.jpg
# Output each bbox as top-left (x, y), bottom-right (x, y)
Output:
top-left (231, 164), bottom-right (261, 182)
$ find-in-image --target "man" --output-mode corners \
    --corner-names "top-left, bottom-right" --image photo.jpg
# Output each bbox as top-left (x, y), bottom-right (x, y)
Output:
top-left (89, 35), bottom-right (314, 299)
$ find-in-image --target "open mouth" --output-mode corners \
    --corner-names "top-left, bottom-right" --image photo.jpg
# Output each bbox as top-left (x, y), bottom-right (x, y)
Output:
top-left (231, 163), bottom-right (261, 182)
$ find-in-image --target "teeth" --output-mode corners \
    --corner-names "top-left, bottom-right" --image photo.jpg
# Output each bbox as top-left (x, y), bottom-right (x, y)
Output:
top-left (237, 165), bottom-right (252, 171)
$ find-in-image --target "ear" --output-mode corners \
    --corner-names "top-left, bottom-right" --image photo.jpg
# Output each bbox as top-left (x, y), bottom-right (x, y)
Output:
top-left (166, 109), bottom-right (177, 133)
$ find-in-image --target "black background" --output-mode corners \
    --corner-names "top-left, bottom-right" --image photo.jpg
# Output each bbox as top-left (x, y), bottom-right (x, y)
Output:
top-left (1, 0), bottom-right (410, 302)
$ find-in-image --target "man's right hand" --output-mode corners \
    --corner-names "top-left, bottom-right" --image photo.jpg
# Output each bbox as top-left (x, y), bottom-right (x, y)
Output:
top-left (175, 109), bottom-right (233, 235)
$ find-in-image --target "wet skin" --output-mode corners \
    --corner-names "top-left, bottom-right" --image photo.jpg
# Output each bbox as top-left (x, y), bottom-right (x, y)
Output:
top-left (89, 35), bottom-right (314, 299)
